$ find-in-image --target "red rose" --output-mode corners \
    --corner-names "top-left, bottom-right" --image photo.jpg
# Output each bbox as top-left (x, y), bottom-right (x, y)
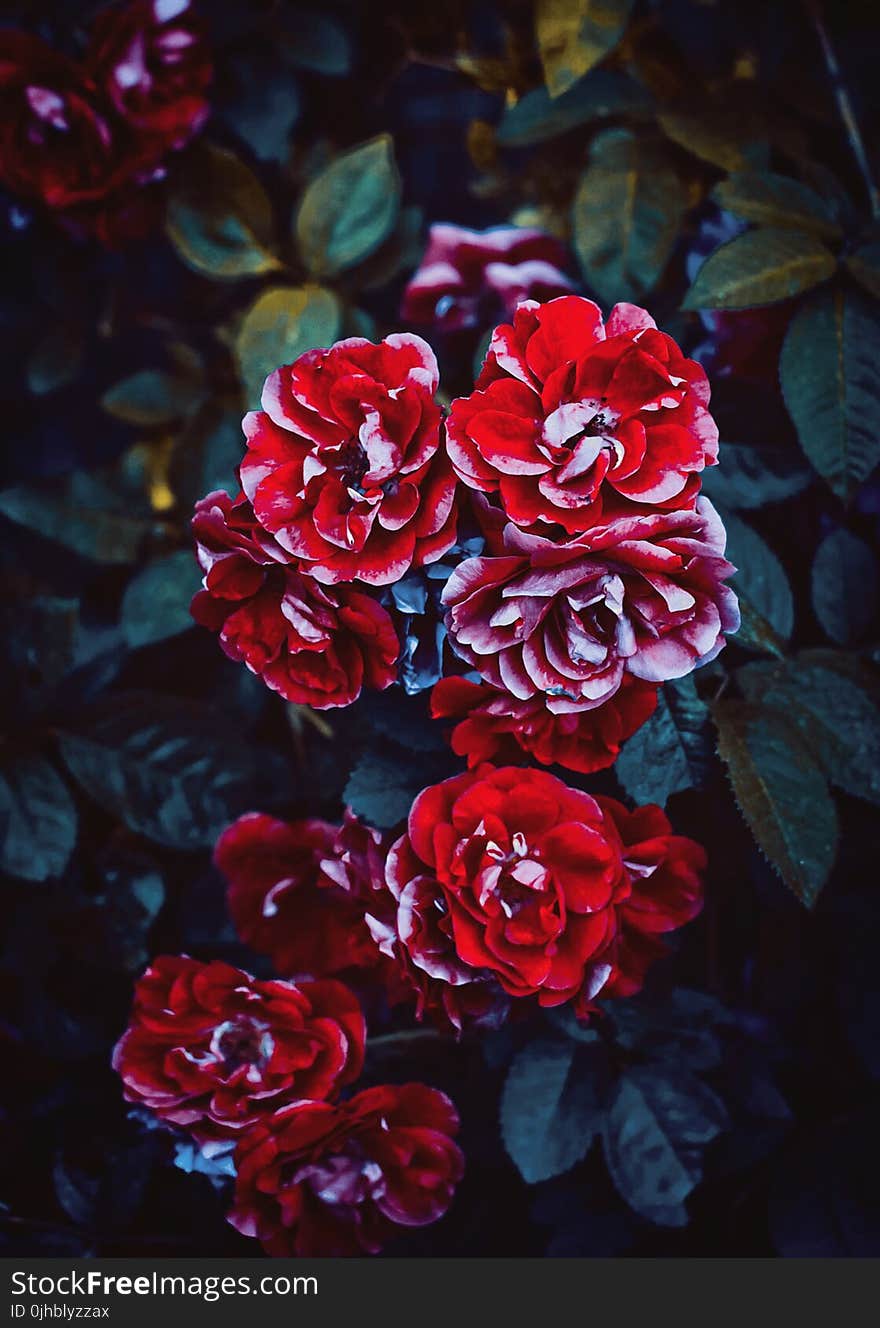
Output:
top-left (596, 798), bottom-right (706, 999)
top-left (113, 956), bottom-right (365, 1140)
top-left (214, 810), bottom-right (394, 984)
top-left (239, 334), bottom-right (458, 585)
top-left (430, 673), bottom-right (659, 775)
top-left (191, 491), bottom-right (399, 708)
top-left (442, 499), bottom-right (739, 707)
top-left (401, 223), bottom-right (573, 333)
top-left (0, 31), bottom-right (159, 229)
top-left (88, 0), bottom-right (211, 151)
top-left (390, 765), bottom-right (632, 1009)
top-left (445, 297), bottom-right (718, 532)
top-left (228, 1084), bottom-right (463, 1255)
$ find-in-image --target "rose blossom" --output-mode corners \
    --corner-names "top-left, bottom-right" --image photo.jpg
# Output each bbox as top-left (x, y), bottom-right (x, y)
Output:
top-left (388, 765), bottom-right (627, 1009)
top-left (214, 810), bottom-right (398, 987)
top-left (0, 31), bottom-right (161, 239)
top-left (401, 223), bottom-right (573, 333)
top-left (228, 1084), bottom-right (463, 1255)
top-left (445, 296), bottom-right (718, 531)
top-left (430, 673), bottom-right (658, 774)
top-left (239, 334), bottom-right (458, 585)
top-left (113, 956), bottom-right (365, 1139)
top-left (88, 0), bottom-right (211, 151)
top-left (378, 765), bottom-right (706, 1016)
top-left (442, 498), bottom-right (739, 707)
top-left (191, 490), bottom-right (399, 708)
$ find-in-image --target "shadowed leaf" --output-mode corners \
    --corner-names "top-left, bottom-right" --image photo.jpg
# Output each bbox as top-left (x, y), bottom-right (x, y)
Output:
top-left (713, 700), bottom-right (838, 907)
top-left (780, 286), bottom-right (880, 504)
top-left (683, 227), bottom-right (836, 310)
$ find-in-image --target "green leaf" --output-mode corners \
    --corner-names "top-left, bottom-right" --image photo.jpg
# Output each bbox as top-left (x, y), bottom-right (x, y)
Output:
top-left (811, 529), bottom-right (878, 645)
top-left (220, 62), bottom-right (300, 164)
top-left (780, 286), bottom-right (880, 504)
top-left (658, 109), bottom-right (759, 172)
top-left (845, 237), bottom-right (880, 299)
top-left (121, 551), bottom-right (201, 649)
top-left (712, 700), bottom-right (838, 907)
top-left (501, 1039), bottom-right (603, 1184)
top-left (683, 227), bottom-right (836, 310)
top-left (615, 677), bottom-right (711, 805)
top-left (497, 68), bottom-right (651, 146)
top-left (235, 285), bottom-right (342, 408)
top-left (27, 323), bottom-right (85, 396)
top-left (0, 477), bottom-right (155, 564)
top-left (166, 144), bottom-right (281, 280)
top-left (701, 442), bottom-right (811, 510)
top-left (295, 135), bottom-right (401, 277)
top-left (536, 0), bottom-right (635, 99)
top-left (737, 658), bottom-right (880, 807)
top-left (721, 508), bottom-right (794, 645)
top-left (58, 692), bottom-right (288, 851)
top-left (712, 171), bottom-right (841, 239)
top-left (602, 1068), bottom-right (727, 1226)
top-left (101, 370), bottom-right (202, 427)
top-left (572, 128), bottom-right (686, 305)
top-left (0, 754), bottom-right (77, 882)
top-left (603, 989), bottom-right (730, 1071)
top-left (343, 744), bottom-right (457, 830)
top-left (280, 11), bottom-right (352, 75)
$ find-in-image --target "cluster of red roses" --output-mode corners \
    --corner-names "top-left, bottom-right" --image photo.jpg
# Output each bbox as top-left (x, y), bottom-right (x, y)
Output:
top-left (0, 0), bottom-right (210, 244)
top-left (115, 253), bottom-right (739, 1254)
top-left (114, 773), bottom-right (704, 1254)
top-left (192, 284), bottom-right (738, 775)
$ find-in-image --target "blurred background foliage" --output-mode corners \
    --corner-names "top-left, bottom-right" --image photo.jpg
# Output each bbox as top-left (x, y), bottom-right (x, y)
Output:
top-left (1, 0), bottom-right (879, 1256)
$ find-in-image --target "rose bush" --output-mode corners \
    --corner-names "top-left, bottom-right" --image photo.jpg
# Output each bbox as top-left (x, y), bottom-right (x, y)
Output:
top-left (191, 491), bottom-right (399, 708)
top-left (442, 499), bottom-right (739, 707)
top-left (446, 297), bottom-right (718, 532)
top-left (239, 334), bottom-right (458, 585)
top-left (113, 957), bottom-right (365, 1139)
top-left (227, 1084), bottom-right (463, 1255)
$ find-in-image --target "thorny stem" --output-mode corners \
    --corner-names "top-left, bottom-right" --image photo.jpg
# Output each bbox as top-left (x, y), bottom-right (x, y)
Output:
top-left (808, 0), bottom-right (880, 220)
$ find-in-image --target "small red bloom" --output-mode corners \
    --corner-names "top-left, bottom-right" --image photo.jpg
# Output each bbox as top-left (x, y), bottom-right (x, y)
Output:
top-left (0, 31), bottom-right (160, 236)
top-left (391, 765), bottom-right (629, 1009)
top-left (214, 810), bottom-right (393, 984)
top-left (191, 491), bottom-right (399, 708)
top-left (228, 1084), bottom-right (463, 1255)
top-left (402, 223), bottom-right (573, 333)
top-left (239, 334), bottom-right (458, 586)
top-left (446, 297), bottom-right (718, 532)
top-left (379, 766), bottom-right (707, 1017)
top-left (596, 798), bottom-right (707, 999)
top-left (88, 0), bottom-right (211, 152)
top-left (430, 673), bottom-right (658, 774)
top-left (113, 956), bottom-right (365, 1140)
top-left (442, 500), bottom-right (739, 707)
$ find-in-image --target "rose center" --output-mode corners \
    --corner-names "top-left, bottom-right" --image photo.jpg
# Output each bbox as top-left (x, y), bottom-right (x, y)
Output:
top-left (335, 441), bottom-right (370, 493)
top-left (291, 1147), bottom-right (385, 1213)
top-left (480, 831), bottom-right (548, 915)
top-left (210, 1016), bottom-right (274, 1074)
